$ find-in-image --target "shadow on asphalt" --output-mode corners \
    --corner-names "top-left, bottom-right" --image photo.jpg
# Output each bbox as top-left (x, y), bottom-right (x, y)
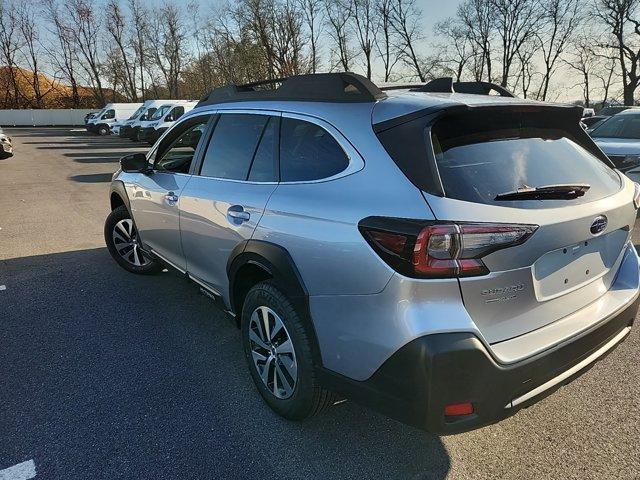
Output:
top-left (69, 173), bottom-right (114, 183)
top-left (0, 248), bottom-right (451, 479)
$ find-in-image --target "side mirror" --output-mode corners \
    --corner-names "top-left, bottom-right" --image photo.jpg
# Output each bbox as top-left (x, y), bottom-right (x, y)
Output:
top-left (120, 153), bottom-right (148, 173)
top-left (165, 114), bottom-right (174, 122)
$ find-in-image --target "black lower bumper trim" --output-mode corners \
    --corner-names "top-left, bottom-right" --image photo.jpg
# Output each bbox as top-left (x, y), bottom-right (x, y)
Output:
top-left (319, 296), bottom-right (638, 434)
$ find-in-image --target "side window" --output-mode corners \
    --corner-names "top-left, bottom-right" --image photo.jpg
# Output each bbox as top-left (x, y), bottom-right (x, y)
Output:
top-left (248, 117), bottom-right (278, 182)
top-left (200, 113), bottom-right (269, 180)
top-left (142, 108), bottom-right (156, 121)
top-left (280, 117), bottom-right (348, 182)
top-left (154, 118), bottom-right (209, 173)
top-left (168, 106), bottom-right (185, 122)
top-left (103, 109), bottom-right (115, 120)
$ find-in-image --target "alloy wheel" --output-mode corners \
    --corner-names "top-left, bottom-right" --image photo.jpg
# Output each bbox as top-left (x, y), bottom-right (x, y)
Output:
top-left (248, 306), bottom-right (298, 399)
top-left (112, 219), bottom-right (150, 267)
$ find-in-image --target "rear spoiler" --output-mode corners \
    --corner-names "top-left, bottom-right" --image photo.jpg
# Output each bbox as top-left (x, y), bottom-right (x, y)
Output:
top-left (372, 102), bottom-right (585, 134)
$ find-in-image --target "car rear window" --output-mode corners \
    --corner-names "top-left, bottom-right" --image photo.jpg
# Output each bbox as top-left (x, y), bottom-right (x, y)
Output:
top-left (376, 107), bottom-right (621, 208)
top-left (431, 121), bottom-right (621, 207)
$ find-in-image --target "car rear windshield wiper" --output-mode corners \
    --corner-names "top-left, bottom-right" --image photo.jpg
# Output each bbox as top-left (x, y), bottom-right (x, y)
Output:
top-left (494, 184), bottom-right (591, 201)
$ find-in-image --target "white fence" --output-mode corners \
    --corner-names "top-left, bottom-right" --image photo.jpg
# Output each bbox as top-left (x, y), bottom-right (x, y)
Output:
top-left (0, 109), bottom-right (95, 126)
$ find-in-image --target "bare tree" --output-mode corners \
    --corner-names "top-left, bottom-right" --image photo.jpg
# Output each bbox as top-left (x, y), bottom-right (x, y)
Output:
top-left (435, 18), bottom-right (474, 82)
top-left (65, 0), bottom-right (106, 104)
top-left (149, 4), bottom-right (188, 97)
top-left (349, 0), bottom-right (376, 79)
top-left (374, 0), bottom-right (399, 81)
top-left (389, 0), bottom-right (426, 81)
top-left (42, 0), bottom-right (81, 107)
top-left (0, 0), bottom-right (22, 107)
top-left (324, 0), bottom-right (352, 71)
top-left (300, 0), bottom-right (323, 73)
top-left (491, 0), bottom-right (542, 88)
top-left (595, 0), bottom-right (640, 105)
top-left (105, 0), bottom-right (137, 101)
top-left (457, 0), bottom-right (494, 81)
top-left (128, 0), bottom-right (149, 100)
top-left (534, 0), bottom-right (581, 100)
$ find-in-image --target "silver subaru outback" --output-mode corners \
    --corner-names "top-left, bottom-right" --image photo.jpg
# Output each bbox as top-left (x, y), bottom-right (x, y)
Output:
top-left (105, 73), bottom-right (640, 434)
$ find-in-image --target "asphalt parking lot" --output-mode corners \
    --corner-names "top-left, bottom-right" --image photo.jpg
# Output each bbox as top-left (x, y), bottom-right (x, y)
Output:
top-left (1, 127), bottom-right (639, 480)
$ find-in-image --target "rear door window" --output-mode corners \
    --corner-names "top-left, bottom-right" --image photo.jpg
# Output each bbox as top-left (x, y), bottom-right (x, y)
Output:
top-left (280, 118), bottom-right (348, 182)
top-left (432, 121), bottom-right (621, 207)
top-left (248, 117), bottom-right (278, 182)
top-left (200, 113), bottom-right (270, 180)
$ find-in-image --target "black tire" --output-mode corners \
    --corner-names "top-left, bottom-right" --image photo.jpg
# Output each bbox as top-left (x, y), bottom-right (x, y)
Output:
top-left (98, 124), bottom-right (109, 136)
top-left (241, 281), bottom-right (336, 420)
top-left (104, 205), bottom-right (161, 274)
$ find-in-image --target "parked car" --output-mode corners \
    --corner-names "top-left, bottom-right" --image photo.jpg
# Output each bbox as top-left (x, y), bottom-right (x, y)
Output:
top-left (104, 73), bottom-right (640, 434)
top-left (120, 99), bottom-right (172, 140)
top-left (87, 103), bottom-right (143, 136)
top-left (137, 101), bottom-right (197, 144)
top-left (591, 109), bottom-right (640, 182)
top-left (584, 105), bottom-right (639, 130)
top-left (0, 128), bottom-right (13, 158)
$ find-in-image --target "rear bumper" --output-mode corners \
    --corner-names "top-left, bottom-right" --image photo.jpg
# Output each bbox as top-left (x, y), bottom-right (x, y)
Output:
top-left (319, 293), bottom-right (637, 434)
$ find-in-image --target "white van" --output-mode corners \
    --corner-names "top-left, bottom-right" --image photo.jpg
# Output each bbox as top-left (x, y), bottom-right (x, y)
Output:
top-left (120, 100), bottom-right (173, 140)
top-left (137, 101), bottom-right (198, 144)
top-left (88, 103), bottom-right (143, 136)
top-left (110, 103), bottom-right (150, 136)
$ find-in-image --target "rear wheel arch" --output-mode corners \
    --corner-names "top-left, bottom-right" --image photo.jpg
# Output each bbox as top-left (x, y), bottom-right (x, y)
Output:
top-left (227, 241), bottom-right (322, 362)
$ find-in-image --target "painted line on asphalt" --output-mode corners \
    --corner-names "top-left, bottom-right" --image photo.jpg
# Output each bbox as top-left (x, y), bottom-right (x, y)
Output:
top-left (0, 285), bottom-right (6, 291)
top-left (0, 460), bottom-right (36, 480)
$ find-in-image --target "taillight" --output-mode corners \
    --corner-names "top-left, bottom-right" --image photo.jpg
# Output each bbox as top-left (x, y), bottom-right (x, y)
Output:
top-left (359, 217), bottom-right (537, 278)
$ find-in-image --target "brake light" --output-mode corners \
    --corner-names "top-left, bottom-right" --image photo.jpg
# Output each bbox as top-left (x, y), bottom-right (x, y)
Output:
top-left (359, 218), bottom-right (537, 278)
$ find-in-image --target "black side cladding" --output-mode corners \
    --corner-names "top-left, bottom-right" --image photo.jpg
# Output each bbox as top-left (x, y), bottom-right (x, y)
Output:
top-left (374, 104), bottom-right (615, 197)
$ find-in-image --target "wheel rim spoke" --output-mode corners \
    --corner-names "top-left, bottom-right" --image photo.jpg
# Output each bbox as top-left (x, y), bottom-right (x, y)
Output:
top-left (113, 219), bottom-right (150, 267)
top-left (249, 328), bottom-right (269, 351)
top-left (279, 354), bottom-right (297, 383)
top-left (275, 339), bottom-right (293, 355)
top-left (275, 362), bottom-right (294, 397)
top-left (248, 305), bottom-right (297, 399)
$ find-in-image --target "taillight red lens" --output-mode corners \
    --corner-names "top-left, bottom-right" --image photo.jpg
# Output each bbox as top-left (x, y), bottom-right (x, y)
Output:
top-left (359, 218), bottom-right (537, 279)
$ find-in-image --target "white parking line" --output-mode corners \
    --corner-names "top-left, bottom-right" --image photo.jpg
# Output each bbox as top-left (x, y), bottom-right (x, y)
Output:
top-left (0, 285), bottom-right (6, 291)
top-left (0, 460), bottom-right (36, 480)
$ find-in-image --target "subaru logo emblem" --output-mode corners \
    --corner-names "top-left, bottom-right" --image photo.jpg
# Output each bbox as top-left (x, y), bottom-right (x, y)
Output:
top-left (590, 215), bottom-right (607, 236)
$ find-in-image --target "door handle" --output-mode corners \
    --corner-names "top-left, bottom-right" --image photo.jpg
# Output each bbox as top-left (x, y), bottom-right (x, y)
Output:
top-left (165, 191), bottom-right (179, 205)
top-left (227, 205), bottom-right (250, 223)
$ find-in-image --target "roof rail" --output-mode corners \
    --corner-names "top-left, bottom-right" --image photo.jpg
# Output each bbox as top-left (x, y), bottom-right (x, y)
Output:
top-left (197, 72), bottom-right (386, 107)
top-left (409, 77), bottom-right (515, 98)
top-left (379, 78), bottom-right (515, 98)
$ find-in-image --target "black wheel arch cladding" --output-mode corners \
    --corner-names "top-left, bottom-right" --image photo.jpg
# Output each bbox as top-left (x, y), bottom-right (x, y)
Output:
top-left (227, 240), bottom-right (322, 362)
top-left (110, 180), bottom-right (131, 213)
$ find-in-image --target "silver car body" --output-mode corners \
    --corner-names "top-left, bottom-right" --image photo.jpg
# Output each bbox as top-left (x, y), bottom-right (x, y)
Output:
top-left (113, 89), bottom-right (640, 385)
